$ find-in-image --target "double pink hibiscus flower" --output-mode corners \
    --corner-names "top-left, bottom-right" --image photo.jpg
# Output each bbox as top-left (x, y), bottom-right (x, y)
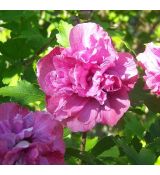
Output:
top-left (37, 22), bottom-right (138, 132)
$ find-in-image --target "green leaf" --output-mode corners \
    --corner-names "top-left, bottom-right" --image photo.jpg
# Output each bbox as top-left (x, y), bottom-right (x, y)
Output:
top-left (85, 137), bottom-right (98, 151)
top-left (130, 137), bottom-right (142, 152)
top-left (109, 30), bottom-right (136, 55)
top-left (65, 148), bottom-right (81, 160)
top-left (64, 132), bottom-right (81, 149)
top-left (115, 137), bottom-right (139, 164)
top-left (124, 112), bottom-right (144, 139)
top-left (97, 146), bottom-right (120, 158)
top-left (91, 136), bottom-right (115, 156)
top-left (0, 38), bottom-right (31, 61)
top-left (147, 137), bottom-right (160, 154)
top-left (145, 118), bottom-right (160, 143)
top-left (155, 156), bottom-right (160, 165)
top-left (115, 137), bottom-right (156, 164)
top-left (56, 20), bottom-right (73, 47)
top-left (2, 74), bottom-right (20, 86)
top-left (130, 79), bottom-right (160, 113)
top-left (0, 11), bottom-right (35, 22)
top-left (138, 148), bottom-right (156, 165)
top-left (19, 30), bottom-right (47, 51)
top-left (0, 28), bottom-right (11, 43)
top-left (0, 80), bottom-right (45, 110)
top-left (65, 148), bottom-right (97, 165)
top-left (63, 128), bottom-right (71, 138)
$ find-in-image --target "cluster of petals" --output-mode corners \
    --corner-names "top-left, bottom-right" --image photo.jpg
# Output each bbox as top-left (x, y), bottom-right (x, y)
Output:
top-left (37, 22), bottom-right (138, 132)
top-left (0, 102), bottom-right (65, 165)
top-left (137, 42), bottom-right (160, 96)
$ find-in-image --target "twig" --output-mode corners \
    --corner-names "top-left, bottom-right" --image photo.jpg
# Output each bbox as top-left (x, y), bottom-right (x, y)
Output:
top-left (79, 132), bottom-right (87, 165)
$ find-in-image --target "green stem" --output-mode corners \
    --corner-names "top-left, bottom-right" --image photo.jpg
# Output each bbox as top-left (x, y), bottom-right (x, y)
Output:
top-left (79, 132), bottom-right (87, 164)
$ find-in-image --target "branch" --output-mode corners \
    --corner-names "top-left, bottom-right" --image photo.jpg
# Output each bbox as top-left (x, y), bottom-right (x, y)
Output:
top-left (79, 132), bottom-right (87, 164)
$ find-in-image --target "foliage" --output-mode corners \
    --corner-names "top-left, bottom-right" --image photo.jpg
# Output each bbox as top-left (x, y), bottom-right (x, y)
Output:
top-left (56, 20), bottom-right (73, 47)
top-left (0, 10), bottom-right (160, 165)
top-left (0, 80), bottom-right (45, 110)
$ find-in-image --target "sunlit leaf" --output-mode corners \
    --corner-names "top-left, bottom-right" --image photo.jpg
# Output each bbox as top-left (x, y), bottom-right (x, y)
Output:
top-left (0, 80), bottom-right (45, 110)
top-left (86, 137), bottom-right (98, 151)
top-left (56, 20), bottom-right (73, 47)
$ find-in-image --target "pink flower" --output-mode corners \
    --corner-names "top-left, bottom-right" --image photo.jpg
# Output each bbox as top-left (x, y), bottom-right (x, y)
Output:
top-left (137, 42), bottom-right (160, 96)
top-left (37, 23), bottom-right (138, 132)
top-left (0, 103), bottom-right (65, 165)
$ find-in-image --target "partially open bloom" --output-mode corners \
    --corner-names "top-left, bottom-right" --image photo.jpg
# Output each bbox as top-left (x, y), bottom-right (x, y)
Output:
top-left (0, 103), bottom-right (65, 165)
top-left (37, 22), bottom-right (138, 132)
top-left (137, 42), bottom-right (160, 96)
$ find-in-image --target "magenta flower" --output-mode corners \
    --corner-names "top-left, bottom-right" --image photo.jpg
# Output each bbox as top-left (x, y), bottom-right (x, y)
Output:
top-left (37, 23), bottom-right (138, 132)
top-left (137, 42), bottom-right (160, 96)
top-left (0, 103), bottom-right (65, 165)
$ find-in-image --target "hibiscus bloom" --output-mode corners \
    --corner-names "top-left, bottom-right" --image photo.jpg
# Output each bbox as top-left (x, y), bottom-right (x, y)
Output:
top-left (0, 102), bottom-right (65, 165)
top-left (137, 42), bottom-right (160, 96)
top-left (37, 22), bottom-right (138, 132)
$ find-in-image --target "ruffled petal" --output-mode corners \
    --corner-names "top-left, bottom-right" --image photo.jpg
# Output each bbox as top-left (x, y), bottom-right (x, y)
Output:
top-left (37, 47), bottom-right (63, 94)
top-left (0, 103), bottom-right (29, 121)
top-left (137, 42), bottom-right (160, 71)
top-left (111, 52), bottom-right (138, 91)
top-left (97, 88), bottom-right (130, 126)
top-left (137, 42), bottom-right (160, 96)
top-left (66, 99), bottom-right (99, 132)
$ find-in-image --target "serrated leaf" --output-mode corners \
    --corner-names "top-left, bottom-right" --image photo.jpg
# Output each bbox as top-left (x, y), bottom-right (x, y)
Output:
top-left (138, 148), bottom-right (156, 165)
top-left (115, 137), bottom-right (139, 164)
top-left (85, 137), bottom-right (98, 151)
top-left (63, 128), bottom-right (71, 138)
top-left (115, 138), bottom-right (156, 164)
top-left (2, 74), bottom-right (20, 86)
top-left (0, 80), bottom-right (45, 110)
top-left (124, 112), bottom-right (144, 139)
top-left (65, 148), bottom-right (96, 165)
top-left (56, 21), bottom-right (73, 47)
top-left (91, 136), bottom-right (115, 156)
top-left (97, 146), bottom-right (120, 158)
top-left (145, 118), bottom-right (160, 146)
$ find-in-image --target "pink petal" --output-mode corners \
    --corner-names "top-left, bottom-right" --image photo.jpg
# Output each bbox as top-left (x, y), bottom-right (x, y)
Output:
top-left (69, 23), bottom-right (110, 51)
top-left (137, 42), bottom-right (160, 72)
top-left (33, 112), bottom-right (63, 142)
top-left (66, 99), bottom-right (99, 132)
top-left (46, 95), bottom-right (68, 121)
top-left (137, 42), bottom-right (160, 96)
top-left (97, 88), bottom-right (130, 126)
top-left (63, 94), bottom-right (89, 116)
top-left (0, 103), bottom-right (29, 121)
top-left (37, 47), bottom-right (63, 94)
top-left (113, 52), bottom-right (138, 91)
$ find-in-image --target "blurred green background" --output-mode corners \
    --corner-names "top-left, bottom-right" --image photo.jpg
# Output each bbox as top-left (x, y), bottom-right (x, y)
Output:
top-left (0, 11), bottom-right (160, 165)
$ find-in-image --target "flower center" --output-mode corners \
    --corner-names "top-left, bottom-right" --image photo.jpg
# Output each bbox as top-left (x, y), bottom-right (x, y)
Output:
top-left (15, 140), bottom-right (30, 148)
top-left (102, 74), bottom-right (122, 92)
